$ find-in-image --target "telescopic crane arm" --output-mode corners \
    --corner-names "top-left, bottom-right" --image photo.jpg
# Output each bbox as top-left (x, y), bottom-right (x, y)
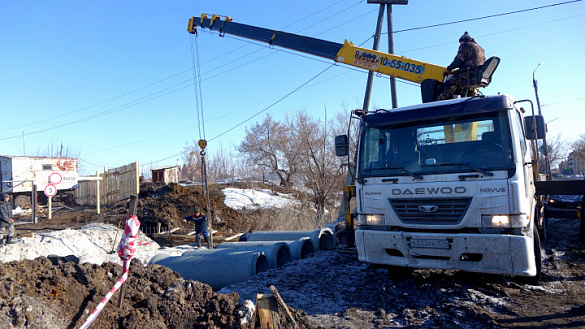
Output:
top-left (188, 14), bottom-right (446, 85)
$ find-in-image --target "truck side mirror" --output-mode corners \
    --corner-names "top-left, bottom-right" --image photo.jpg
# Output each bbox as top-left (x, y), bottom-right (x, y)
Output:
top-left (524, 115), bottom-right (546, 140)
top-left (335, 135), bottom-right (349, 157)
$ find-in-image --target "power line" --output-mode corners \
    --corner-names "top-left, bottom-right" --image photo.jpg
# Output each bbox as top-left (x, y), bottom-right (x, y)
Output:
top-left (209, 65), bottom-right (335, 142)
top-left (17, 2), bottom-right (581, 168)
top-left (389, 0), bottom-right (583, 34)
top-left (397, 13), bottom-right (585, 54)
top-left (542, 97), bottom-right (585, 107)
top-left (128, 3), bottom-right (584, 167)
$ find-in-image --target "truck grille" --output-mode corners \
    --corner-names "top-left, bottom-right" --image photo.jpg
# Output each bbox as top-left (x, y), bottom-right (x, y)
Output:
top-left (389, 198), bottom-right (471, 225)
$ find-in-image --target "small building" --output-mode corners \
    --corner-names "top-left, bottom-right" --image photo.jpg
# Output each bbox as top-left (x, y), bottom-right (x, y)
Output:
top-left (151, 166), bottom-right (180, 184)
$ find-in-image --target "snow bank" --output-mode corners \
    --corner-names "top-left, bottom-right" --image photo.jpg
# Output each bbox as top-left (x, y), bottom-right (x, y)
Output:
top-left (0, 223), bottom-right (197, 266)
top-left (1, 188), bottom-right (299, 266)
top-left (222, 188), bottom-right (299, 210)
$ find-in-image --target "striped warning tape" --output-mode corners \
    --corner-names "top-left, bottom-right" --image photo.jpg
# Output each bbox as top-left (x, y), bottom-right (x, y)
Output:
top-left (79, 215), bottom-right (141, 328)
top-left (79, 261), bottom-right (129, 329)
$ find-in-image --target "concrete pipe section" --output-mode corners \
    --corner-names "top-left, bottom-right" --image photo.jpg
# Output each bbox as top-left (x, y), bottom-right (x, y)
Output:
top-left (149, 249), bottom-right (269, 290)
top-left (285, 237), bottom-right (315, 260)
top-left (245, 227), bottom-right (336, 252)
top-left (216, 241), bottom-right (292, 268)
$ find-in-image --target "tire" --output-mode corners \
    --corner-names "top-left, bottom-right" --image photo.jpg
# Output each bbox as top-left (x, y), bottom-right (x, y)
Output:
top-left (13, 195), bottom-right (31, 210)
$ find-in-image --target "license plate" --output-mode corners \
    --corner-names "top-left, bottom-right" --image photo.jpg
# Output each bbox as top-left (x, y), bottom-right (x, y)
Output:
top-left (410, 238), bottom-right (450, 249)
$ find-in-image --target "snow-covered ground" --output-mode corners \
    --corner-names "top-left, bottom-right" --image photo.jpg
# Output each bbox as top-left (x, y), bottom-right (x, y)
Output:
top-left (1, 187), bottom-right (296, 265)
top-left (221, 188), bottom-right (299, 210)
top-left (0, 223), bottom-right (197, 265)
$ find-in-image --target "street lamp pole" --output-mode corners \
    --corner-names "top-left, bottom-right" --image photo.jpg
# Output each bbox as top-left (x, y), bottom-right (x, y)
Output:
top-left (533, 62), bottom-right (551, 179)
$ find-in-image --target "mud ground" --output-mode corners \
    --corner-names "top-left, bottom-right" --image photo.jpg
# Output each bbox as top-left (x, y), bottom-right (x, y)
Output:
top-left (220, 214), bottom-right (585, 328)
top-left (3, 183), bottom-right (585, 328)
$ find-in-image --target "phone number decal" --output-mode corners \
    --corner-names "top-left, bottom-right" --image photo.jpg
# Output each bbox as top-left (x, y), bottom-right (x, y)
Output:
top-left (353, 50), bottom-right (425, 75)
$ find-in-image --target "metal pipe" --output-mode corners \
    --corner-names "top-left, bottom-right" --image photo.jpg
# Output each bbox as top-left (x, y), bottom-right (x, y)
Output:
top-left (149, 249), bottom-right (269, 290)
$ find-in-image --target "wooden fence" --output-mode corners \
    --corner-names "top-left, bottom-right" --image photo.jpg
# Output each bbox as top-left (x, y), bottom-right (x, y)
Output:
top-left (75, 162), bottom-right (139, 205)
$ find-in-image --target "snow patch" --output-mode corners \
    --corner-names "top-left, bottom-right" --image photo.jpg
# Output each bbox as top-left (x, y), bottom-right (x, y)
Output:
top-left (222, 188), bottom-right (299, 210)
top-left (0, 223), bottom-right (197, 266)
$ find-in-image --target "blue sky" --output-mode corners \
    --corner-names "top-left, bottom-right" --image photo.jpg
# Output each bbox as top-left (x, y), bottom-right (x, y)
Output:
top-left (1, 1), bottom-right (583, 176)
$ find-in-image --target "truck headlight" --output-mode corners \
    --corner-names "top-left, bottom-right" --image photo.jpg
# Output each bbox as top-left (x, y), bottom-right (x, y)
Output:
top-left (482, 214), bottom-right (529, 228)
top-left (358, 214), bottom-right (384, 226)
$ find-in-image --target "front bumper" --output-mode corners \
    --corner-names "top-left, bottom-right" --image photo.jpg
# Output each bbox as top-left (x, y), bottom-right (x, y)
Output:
top-left (355, 229), bottom-right (537, 277)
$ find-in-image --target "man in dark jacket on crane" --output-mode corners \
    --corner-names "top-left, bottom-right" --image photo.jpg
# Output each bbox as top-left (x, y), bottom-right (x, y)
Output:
top-left (0, 194), bottom-right (16, 246)
top-left (438, 31), bottom-right (486, 100)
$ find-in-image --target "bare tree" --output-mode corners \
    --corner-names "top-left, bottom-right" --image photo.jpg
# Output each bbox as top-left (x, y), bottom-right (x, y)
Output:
top-left (239, 114), bottom-right (302, 188)
top-left (208, 141), bottom-right (239, 184)
top-left (31, 142), bottom-right (85, 173)
top-left (292, 109), bottom-right (346, 224)
top-left (571, 134), bottom-right (585, 160)
top-left (181, 141), bottom-right (201, 182)
top-left (568, 134), bottom-right (585, 175)
top-left (538, 134), bottom-right (568, 171)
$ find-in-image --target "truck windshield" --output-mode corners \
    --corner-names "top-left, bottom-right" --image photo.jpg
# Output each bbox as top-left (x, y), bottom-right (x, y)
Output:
top-left (359, 111), bottom-right (514, 178)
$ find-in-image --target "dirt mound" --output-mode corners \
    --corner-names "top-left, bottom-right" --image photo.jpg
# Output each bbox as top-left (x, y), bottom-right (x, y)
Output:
top-left (0, 255), bottom-right (260, 328)
top-left (137, 183), bottom-right (241, 228)
top-left (14, 182), bottom-right (249, 237)
top-left (0, 256), bottom-right (245, 328)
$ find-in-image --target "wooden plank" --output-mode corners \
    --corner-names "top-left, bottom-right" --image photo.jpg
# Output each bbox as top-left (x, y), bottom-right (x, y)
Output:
top-left (256, 293), bottom-right (276, 329)
top-left (269, 285), bottom-right (299, 329)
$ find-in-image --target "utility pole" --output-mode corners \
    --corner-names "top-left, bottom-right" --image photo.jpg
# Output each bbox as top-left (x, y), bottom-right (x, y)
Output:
top-left (386, 4), bottom-right (399, 109)
top-left (533, 62), bottom-right (551, 180)
top-left (362, 0), bottom-right (408, 112)
top-left (339, 1), bottom-right (408, 248)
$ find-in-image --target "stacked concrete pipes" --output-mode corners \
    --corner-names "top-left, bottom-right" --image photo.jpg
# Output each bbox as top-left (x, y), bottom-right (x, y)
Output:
top-left (149, 227), bottom-right (336, 290)
top-left (245, 226), bottom-right (336, 252)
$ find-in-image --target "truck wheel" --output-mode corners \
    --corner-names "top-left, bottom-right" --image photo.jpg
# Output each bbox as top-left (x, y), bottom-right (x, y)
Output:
top-left (14, 195), bottom-right (31, 210)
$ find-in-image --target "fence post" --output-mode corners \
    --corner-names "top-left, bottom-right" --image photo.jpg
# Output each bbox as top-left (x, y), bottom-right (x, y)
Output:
top-left (32, 184), bottom-right (38, 224)
top-left (96, 170), bottom-right (100, 214)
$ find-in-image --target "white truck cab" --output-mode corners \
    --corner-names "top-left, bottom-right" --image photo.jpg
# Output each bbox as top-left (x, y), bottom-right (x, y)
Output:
top-left (337, 94), bottom-right (545, 278)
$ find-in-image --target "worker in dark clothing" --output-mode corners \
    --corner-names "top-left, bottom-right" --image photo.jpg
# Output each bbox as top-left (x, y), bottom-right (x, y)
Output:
top-left (184, 208), bottom-right (211, 249)
top-left (438, 31), bottom-right (486, 100)
top-left (0, 194), bottom-right (16, 246)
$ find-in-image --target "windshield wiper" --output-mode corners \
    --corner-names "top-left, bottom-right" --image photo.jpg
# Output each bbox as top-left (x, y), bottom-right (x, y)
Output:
top-left (386, 166), bottom-right (424, 180)
top-left (426, 162), bottom-right (494, 176)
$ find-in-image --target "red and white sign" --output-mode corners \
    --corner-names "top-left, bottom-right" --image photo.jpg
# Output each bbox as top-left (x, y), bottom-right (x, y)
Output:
top-left (49, 172), bottom-right (62, 184)
top-left (44, 184), bottom-right (57, 197)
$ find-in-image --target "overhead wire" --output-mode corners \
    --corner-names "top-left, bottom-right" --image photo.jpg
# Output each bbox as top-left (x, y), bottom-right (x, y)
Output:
top-left (125, 4), bottom-right (585, 168)
top-left (10, 0), bottom-right (580, 141)
top-left (22, 2), bottom-right (580, 169)
top-left (388, 0), bottom-right (583, 34)
top-left (208, 65), bottom-right (335, 142)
